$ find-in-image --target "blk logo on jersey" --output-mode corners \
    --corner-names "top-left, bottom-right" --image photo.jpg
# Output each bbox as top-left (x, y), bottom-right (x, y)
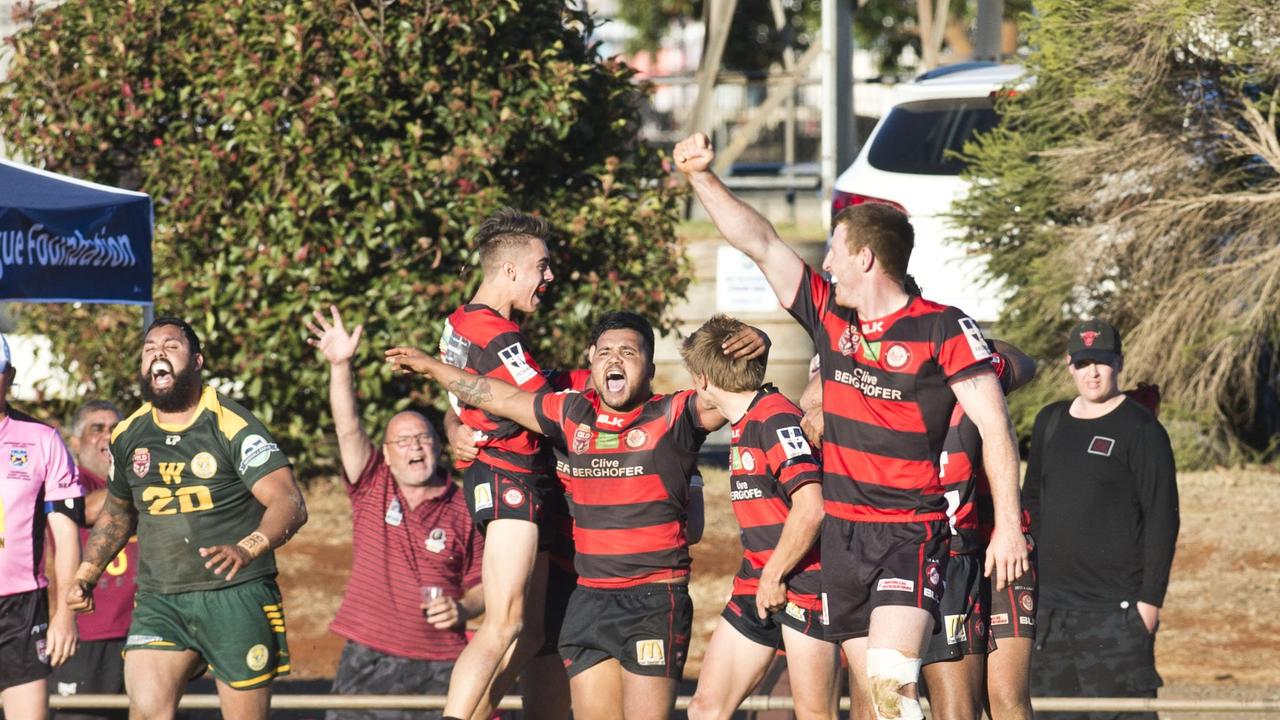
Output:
top-left (776, 427), bottom-right (811, 459)
top-left (597, 414), bottom-right (624, 429)
top-left (1088, 436), bottom-right (1115, 457)
top-left (498, 343), bottom-right (538, 385)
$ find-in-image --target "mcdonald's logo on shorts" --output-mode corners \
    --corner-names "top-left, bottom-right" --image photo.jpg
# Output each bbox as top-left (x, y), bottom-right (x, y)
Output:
top-left (635, 639), bottom-right (665, 666)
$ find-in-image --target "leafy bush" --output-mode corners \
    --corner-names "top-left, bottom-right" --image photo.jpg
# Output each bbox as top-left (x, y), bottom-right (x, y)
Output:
top-left (2, 0), bottom-right (689, 474)
top-left (953, 0), bottom-right (1280, 465)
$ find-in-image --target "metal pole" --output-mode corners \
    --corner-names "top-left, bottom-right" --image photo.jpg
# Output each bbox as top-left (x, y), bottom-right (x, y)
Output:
top-left (974, 0), bottom-right (1004, 62)
top-left (142, 303), bottom-right (154, 331)
top-left (820, 0), bottom-right (853, 230)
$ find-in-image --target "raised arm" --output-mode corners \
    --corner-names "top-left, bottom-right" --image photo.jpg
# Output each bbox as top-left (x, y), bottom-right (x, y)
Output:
top-left (385, 347), bottom-right (541, 433)
top-left (306, 305), bottom-right (373, 482)
top-left (675, 133), bottom-right (807, 308)
top-left (68, 493), bottom-right (138, 613)
top-left (200, 466), bottom-right (309, 582)
top-left (951, 372), bottom-right (1029, 590)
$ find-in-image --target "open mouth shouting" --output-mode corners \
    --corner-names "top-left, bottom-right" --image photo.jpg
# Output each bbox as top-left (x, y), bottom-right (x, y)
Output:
top-left (604, 367), bottom-right (627, 395)
top-left (150, 359), bottom-right (175, 393)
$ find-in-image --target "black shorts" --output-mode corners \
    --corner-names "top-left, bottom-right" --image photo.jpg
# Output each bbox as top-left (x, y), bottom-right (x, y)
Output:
top-left (537, 563), bottom-right (579, 658)
top-left (559, 583), bottom-right (692, 679)
top-left (819, 518), bottom-right (948, 642)
top-left (50, 637), bottom-right (128, 720)
top-left (989, 547), bottom-right (1038, 642)
top-left (327, 640), bottom-right (453, 720)
top-left (0, 588), bottom-right (51, 691)
top-left (722, 593), bottom-right (825, 649)
top-left (922, 553), bottom-right (993, 665)
top-left (463, 463), bottom-right (552, 546)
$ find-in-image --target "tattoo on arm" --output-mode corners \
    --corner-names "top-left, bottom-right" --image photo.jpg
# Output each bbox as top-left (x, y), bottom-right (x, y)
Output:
top-left (83, 495), bottom-right (137, 573)
top-left (449, 377), bottom-right (494, 406)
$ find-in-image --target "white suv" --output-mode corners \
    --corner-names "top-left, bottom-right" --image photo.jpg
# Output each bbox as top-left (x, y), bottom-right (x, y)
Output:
top-left (832, 62), bottom-right (1024, 322)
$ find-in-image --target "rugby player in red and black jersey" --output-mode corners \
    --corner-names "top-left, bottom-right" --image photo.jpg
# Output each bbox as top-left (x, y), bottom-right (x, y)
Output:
top-left (387, 312), bottom-right (732, 720)
top-left (676, 133), bottom-right (1029, 720)
top-left (802, 339), bottom-right (1038, 720)
top-left (679, 316), bottom-right (839, 720)
top-left (432, 208), bottom-right (557, 720)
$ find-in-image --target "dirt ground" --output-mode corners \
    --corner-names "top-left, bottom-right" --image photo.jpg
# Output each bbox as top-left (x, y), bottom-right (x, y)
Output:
top-left (276, 465), bottom-right (1280, 706)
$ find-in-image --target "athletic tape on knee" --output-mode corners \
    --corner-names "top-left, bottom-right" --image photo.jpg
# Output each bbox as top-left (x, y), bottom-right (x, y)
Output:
top-left (866, 647), bottom-right (924, 720)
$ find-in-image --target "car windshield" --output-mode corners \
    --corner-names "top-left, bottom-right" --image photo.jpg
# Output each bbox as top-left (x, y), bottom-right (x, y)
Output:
top-left (867, 97), bottom-right (999, 175)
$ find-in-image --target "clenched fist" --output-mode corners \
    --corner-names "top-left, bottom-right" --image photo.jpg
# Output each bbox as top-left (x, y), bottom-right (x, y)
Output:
top-left (673, 133), bottom-right (715, 175)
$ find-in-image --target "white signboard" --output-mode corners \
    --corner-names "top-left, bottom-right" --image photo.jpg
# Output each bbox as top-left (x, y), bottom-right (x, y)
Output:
top-left (716, 246), bottom-right (780, 313)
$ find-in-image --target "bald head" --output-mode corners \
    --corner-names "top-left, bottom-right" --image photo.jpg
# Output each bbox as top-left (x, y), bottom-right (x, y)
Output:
top-left (382, 412), bottom-right (443, 487)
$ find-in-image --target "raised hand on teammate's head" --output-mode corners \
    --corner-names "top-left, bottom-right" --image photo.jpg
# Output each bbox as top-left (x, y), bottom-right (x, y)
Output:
top-left (674, 133), bottom-right (715, 175)
top-left (306, 305), bottom-right (363, 366)
top-left (384, 346), bottom-right (436, 376)
top-left (721, 324), bottom-right (771, 361)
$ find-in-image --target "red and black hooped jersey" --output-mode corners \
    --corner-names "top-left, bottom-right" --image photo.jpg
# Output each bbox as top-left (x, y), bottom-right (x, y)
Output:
top-left (787, 267), bottom-right (994, 523)
top-left (535, 389), bottom-right (707, 589)
top-left (727, 387), bottom-right (824, 610)
top-left (439, 304), bottom-right (550, 478)
top-left (939, 351), bottom-right (1028, 554)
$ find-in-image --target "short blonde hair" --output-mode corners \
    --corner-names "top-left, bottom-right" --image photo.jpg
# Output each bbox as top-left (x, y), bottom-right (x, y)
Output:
top-left (680, 315), bottom-right (766, 393)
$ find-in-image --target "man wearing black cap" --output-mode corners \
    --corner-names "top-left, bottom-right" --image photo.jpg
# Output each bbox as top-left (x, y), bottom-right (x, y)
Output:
top-left (1022, 320), bottom-right (1179, 720)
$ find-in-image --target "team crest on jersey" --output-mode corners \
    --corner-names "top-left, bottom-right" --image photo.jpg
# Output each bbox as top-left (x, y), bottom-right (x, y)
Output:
top-left (498, 343), bottom-right (538, 385)
top-left (8, 448), bottom-right (28, 468)
top-left (625, 428), bottom-right (648, 449)
top-left (426, 528), bottom-right (447, 553)
top-left (191, 452), bottom-right (218, 479)
top-left (740, 449), bottom-right (756, 472)
top-left (132, 448), bottom-right (151, 478)
top-left (572, 424), bottom-right (593, 454)
top-left (884, 343), bottom-right (911, 369)
top-left (838, 326), bottom-right (860, 357)
top-left (776, 427), bottom-right (811, 459)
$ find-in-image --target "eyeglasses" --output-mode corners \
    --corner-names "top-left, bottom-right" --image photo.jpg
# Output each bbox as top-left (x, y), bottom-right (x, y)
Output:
top-left (385, 432), bottom-right (435, 449)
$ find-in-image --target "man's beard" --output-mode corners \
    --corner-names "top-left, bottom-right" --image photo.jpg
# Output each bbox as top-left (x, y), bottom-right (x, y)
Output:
top-left (140, 362), bottom-right (202, 413)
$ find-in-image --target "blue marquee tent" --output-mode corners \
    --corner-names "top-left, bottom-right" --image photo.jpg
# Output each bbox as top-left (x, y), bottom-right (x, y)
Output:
top-left (0, 158), bottom-right (152, 305)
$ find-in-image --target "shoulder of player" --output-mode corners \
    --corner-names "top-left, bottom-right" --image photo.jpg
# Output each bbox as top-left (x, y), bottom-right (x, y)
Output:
top-left (200, 390), bottom-right (269, 444)
top-left (452, 304), bottom-right (523, 344)
top-left (4, 414), bottom-right (68, 452)
top-left (110, 402), bottom-right (155, 444)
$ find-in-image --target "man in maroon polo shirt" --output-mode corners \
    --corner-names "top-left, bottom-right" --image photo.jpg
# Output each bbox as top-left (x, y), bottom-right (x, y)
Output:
top-left (50, 400), bottom-right (135, 719)
top-left (308, 307), bottom-right (484, 720)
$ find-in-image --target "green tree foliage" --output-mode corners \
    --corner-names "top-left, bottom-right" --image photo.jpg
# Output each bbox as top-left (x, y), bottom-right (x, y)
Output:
top-left (1, 0), bottom-right (689, 473)
top-left (953, 0), bottom-right (1280, 464)
top-left (617, 0), bottom-right (820, 73)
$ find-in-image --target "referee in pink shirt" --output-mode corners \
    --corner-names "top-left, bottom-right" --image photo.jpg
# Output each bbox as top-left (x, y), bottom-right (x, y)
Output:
top-left (308, 307), bottom-right (484, 720)
top-left (0, 333), bottom-right (85, 718)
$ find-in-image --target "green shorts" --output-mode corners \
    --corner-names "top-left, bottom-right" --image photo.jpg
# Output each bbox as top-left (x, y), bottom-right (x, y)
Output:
top-left (125, 577), bottom-right (290, 690)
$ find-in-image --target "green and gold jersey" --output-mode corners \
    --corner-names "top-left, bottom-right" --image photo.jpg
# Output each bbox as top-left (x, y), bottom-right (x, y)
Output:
top-left (108, 386), bottom-right (292, 593)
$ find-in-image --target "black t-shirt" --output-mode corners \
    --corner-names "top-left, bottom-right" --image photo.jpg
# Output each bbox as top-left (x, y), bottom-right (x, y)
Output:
top-left (1023, 397), bottom-right (1179, 610)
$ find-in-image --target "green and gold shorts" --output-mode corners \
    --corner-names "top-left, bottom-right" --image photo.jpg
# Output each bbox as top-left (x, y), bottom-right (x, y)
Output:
top-left (125, 577), bottom-right (290, 690)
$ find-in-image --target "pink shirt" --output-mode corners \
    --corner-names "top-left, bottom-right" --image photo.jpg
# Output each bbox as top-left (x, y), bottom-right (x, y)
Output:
top-left (76, 469), bottom-right (138, 640)
top-left (0, 414), bottom-right (83, 596)
top-left (329, 450), bottom-right (483, 661)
